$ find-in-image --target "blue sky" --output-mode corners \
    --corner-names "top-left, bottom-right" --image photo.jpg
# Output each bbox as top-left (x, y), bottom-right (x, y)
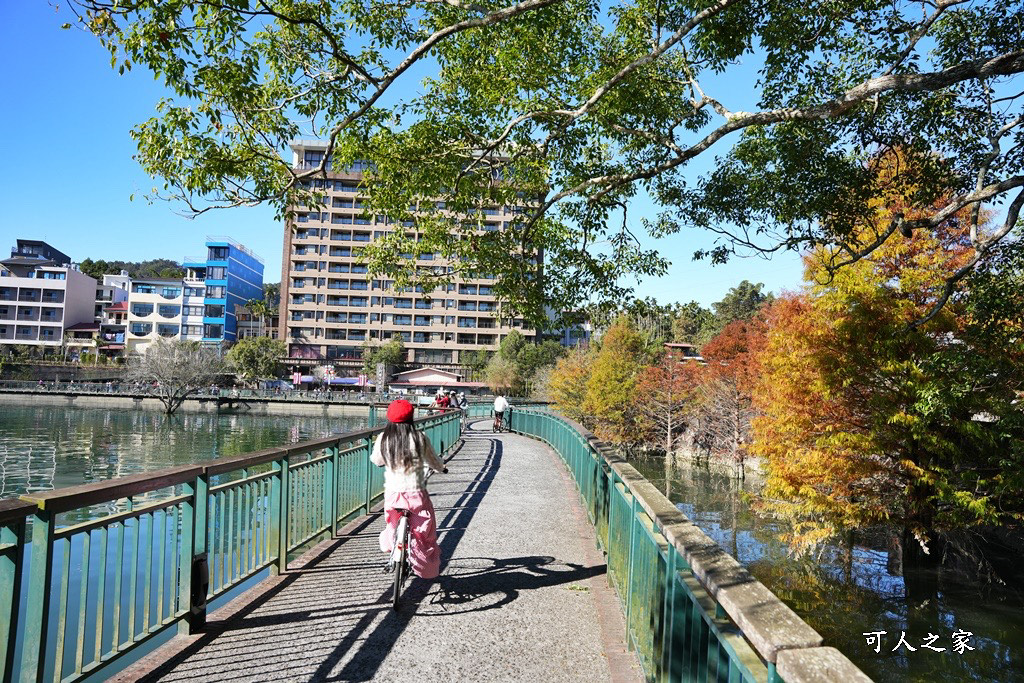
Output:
top-left (0, 2), bottom-right (804, 307)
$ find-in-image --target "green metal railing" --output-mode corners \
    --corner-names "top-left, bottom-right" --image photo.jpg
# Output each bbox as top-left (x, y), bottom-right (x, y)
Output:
top-left (1, 410), bottom-right (461, 683)
top-left (506, 408), bottom-right (856, 683)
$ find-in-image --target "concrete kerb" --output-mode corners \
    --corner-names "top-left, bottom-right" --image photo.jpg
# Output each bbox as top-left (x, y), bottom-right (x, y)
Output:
top-left (516, 409), bottom-right (869, 680)
top-left (777, 647), bottom-right (874, 682)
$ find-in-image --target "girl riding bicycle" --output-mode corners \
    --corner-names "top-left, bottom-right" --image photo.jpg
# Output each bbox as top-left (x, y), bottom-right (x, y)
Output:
top-left (370, 399), bottom-right (447, 579)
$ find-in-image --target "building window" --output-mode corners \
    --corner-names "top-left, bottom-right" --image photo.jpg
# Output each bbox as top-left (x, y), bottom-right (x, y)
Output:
top-left (131, 304), bottom-right (154, 317)
top-left (205, 305), bottom-right (225, 318)
top-left (204, 324), bottom-right (223, 338)
top-left (208, 246), bottom-right (229, 260)
top-left (414, 349), bottom-right (452, 364)
top-left (185, 287), bottom-right (205, 297)
top-left (207, 267), bottom-right (227, 280)
top-left (130, 323), bottom-right (152, 336)
top-left (206, 285), bottom-right (226, 298)
top-left (158, 305), bottom-right (180, 318)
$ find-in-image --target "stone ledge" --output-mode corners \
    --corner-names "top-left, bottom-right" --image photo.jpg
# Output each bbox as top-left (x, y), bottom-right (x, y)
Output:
top-left (777, 647), bottom-right (873, 682)
top-left (716, 581), bottom-right (822, 663)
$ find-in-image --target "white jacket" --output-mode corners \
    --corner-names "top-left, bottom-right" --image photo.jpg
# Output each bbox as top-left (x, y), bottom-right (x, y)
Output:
top-left (370, 431), bottom-right (446, 493)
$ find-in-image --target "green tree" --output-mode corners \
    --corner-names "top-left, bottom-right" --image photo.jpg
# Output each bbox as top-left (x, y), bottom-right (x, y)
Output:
top-left (64, 1), bottom-right (1024, 325)
top-left (483, 331), bottom-right (565, 395)
top-left (484, 354), bottom-right (520, 394)
top-left (583, 318), bottom-right (647, 444)
top-left (77, 258), bottom-right (184, 280)
top-left (262, 283), bottom-right (281, 308)
top-left (463, 349), bottom-right (492, 375)
top-left (244, 298), bottom-right (274, 337)
top-left (712, 281), bottom-right (772, 329)
top-left (362, 339), bottom-right (405, 374)
top-left (228, 337), bottom-right (287, 385)
top-left (671, 301), bottom-right (714, 345)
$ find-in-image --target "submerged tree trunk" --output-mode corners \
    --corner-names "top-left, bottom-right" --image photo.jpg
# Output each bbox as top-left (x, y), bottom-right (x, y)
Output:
top-left (901, 525), bottom-right (943, 606)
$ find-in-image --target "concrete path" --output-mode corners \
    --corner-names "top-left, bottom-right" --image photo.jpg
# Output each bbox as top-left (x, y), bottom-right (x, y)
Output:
top-left (116, 422), bottom-right (640, 682)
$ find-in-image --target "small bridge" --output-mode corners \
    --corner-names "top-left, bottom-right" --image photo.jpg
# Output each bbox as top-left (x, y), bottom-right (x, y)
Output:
top-left (0, 409), bottom-right (868, 683)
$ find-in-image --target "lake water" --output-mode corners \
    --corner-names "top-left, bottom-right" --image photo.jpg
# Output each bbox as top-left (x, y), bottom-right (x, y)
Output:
top-left (632, 457), bottom-right (1024, 683)
top-left (0, 404), bottom-right (369, 498)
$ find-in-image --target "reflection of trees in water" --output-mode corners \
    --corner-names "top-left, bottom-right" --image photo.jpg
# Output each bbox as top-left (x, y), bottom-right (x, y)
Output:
top-left (633, 453), bottom-right (1024, 683)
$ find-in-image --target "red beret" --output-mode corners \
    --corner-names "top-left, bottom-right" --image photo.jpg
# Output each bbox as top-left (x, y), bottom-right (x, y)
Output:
top-left (386, 399), bottom-right (415, 424)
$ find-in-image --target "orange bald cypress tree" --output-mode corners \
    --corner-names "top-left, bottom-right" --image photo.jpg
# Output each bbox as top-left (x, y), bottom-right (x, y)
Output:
top-left (752, 150), bottom-right (1024, 554)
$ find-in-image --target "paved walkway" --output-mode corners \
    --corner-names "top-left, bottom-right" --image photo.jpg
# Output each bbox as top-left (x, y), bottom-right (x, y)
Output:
top-left (116, 423), bottom-right (640, 682)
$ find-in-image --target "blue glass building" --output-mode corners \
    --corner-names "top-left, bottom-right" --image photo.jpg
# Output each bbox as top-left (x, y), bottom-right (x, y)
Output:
top-left (183, 237), bottom-right (264, 346)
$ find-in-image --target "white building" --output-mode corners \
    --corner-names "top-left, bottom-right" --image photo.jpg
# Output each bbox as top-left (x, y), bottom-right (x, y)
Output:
top-left (0, 240), bottom-right (97, 350)
top-left (126, 277), bottom-right (199, 354)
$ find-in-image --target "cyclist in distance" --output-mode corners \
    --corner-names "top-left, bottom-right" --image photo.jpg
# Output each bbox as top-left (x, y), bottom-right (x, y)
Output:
top-left (370, 399), bottom-right (447, 579)
top-left (493, 393), bottom-right (510, 431)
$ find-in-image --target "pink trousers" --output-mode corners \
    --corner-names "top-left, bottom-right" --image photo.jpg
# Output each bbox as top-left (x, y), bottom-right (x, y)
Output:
top-left (379, 489), bottom-right (441, 579)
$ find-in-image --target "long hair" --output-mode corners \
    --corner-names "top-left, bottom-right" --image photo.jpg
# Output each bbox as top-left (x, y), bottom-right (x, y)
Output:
top-left (380, 421), bottom-right (418, 472)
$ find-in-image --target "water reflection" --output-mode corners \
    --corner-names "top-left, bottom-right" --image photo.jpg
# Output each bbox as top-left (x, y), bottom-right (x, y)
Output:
top-left (633, 457), bottom-right (1024, 683)
top-left (0, 405), bottom-right (368, 498)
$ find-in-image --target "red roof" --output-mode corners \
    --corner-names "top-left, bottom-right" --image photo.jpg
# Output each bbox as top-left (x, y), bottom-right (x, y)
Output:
top-left (390, 380), bottom-right (487, 388)
top-left (105, 301), bottom-right (128, 311)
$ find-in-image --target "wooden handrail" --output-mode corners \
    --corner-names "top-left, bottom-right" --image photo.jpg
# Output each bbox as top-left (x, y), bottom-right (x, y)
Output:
top-left (20, 465), bottom-right (204, 514)
top-left (0, 498), bottom-right (36, 524)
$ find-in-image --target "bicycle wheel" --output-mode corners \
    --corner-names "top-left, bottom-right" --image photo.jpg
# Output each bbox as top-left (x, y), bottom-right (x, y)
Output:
top-left (392, 515), bottom-right (409, 609)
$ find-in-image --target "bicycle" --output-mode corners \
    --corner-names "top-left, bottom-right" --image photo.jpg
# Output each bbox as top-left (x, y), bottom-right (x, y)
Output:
top-left (492, 410), bottom-right (505, 433)
top-left (386, 508), bottom-right (412, 609)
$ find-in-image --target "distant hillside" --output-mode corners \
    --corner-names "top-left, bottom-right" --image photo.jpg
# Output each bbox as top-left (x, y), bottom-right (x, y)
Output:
top-left (79, 258), bottom-right (185, 280)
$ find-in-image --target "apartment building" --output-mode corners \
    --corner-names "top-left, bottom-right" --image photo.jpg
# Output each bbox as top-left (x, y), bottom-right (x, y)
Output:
top-left (183, 238), bottom-right (265, 346)
top-left (125, 277), bottom-right (201, 354)
top-left (85, 273), bottom-right (130, 355)
top-left (280, 140), bottom-right (535, 365)
top-left (0, 240), bottom-right (97, 349)
top-left (235, 306), bottom-right (280, 340)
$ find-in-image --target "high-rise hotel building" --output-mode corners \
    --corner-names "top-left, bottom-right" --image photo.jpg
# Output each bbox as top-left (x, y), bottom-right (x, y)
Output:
top-left (280, 140), bottom-right (535, 365)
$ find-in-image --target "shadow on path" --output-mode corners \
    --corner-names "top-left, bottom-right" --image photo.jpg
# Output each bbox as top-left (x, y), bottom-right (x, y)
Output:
top-left (316, 434), bottom-right (503, 681)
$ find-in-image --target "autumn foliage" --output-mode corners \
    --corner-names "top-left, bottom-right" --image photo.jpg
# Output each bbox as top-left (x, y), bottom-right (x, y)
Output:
top-left (751, 150), bottom-right (1024, 552)
top-left (635, 353), bottom-right (702, 454)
